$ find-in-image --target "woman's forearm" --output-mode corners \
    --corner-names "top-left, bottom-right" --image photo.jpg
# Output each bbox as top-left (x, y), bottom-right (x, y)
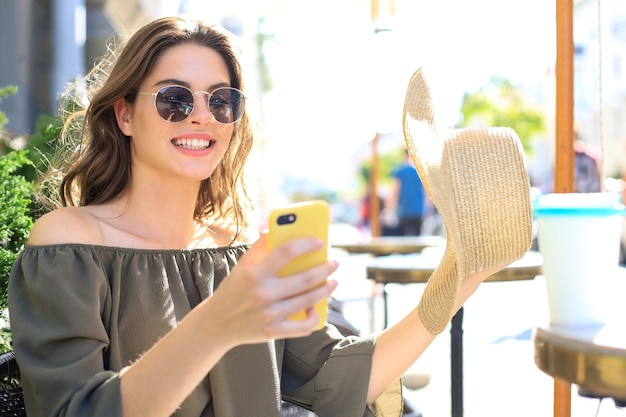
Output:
top-left (366, 268), bottom-right (492, 404)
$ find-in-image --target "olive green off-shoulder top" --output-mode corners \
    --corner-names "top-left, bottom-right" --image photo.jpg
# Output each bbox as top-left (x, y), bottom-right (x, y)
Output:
top-left (8, 245), bottom-right (401, 417)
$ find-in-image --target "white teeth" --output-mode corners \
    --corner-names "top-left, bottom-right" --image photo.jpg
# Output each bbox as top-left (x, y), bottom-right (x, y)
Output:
top-left (172, 138), bottom-right (212, 150)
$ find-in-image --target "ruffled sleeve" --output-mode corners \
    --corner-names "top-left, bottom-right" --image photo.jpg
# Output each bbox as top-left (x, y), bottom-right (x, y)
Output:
top-left (8, 245), bottom-right (121, 417)
top-left (282, 328), bottom-right (403, 417)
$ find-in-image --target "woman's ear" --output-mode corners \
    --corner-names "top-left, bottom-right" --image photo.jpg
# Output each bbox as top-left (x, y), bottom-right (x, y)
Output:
top-left (114, 98), bottom-right (133, 136)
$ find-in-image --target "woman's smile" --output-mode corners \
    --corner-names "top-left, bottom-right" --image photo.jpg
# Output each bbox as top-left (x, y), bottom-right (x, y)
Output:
top-left (172, 137), bottom-right (215, 150)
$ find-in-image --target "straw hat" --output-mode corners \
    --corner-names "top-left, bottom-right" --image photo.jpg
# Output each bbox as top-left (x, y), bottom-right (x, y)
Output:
top-left (402, 68), bottom-right (533, 335)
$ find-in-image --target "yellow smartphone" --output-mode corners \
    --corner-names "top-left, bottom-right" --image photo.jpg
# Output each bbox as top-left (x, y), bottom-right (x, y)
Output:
top-left (267, 200), bottom-right (330, 330)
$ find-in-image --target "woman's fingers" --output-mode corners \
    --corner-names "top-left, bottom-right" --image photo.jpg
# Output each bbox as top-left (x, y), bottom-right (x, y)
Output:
top-left (207, 233), bottom-right (339, 343)
top-left (240, 233), bottom-right (337, 302)
top-left (261, 270), bottom-right (338, 321)
top-left (257, 283), bottom-right (338, 339)
top-left (239, 257), bottom-right (339, 326)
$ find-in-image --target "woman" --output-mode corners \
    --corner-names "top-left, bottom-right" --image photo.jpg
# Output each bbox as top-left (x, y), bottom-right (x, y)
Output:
top-left (9, 16), bottom-right (499, 417)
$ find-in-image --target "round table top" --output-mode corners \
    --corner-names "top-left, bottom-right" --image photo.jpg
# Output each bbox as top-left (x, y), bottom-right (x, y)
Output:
top-left (534, 320), bottom-right (626, 403)
top-left (332, 235), bottom-right (446, 256)
top-left (366, 249), bottom-right (543, 284)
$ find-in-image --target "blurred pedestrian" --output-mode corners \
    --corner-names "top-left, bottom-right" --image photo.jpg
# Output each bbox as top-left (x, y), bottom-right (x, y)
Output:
top-left (384, 149), bottom-right (427, 235)
top-left (573, 139), bottom-right (602, 193)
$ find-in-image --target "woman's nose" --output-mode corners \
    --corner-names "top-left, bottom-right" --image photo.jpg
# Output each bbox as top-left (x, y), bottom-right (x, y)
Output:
top-left (189, 92), bottom-right (216, 125)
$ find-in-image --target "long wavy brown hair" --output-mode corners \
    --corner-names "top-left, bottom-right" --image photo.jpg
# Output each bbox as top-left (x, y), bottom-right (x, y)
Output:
top-left (39, 16), bottom-right (256, 238)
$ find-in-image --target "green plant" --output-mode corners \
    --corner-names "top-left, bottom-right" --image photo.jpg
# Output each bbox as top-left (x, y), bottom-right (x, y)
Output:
top-left (21, 113), bottom-right (62, 183)
top-left (0, 85), bottom-right (18, 155)
top-left (459, 76), bottom-right (544, 155)
top-left (0, 85), bottom-right (37, 352)
top-left (0, 151), bottom-right (34, 352)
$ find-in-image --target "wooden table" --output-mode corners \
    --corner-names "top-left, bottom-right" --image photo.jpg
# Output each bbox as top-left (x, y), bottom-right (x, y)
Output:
top-left (367, 250), bottom-right (544, 325)
top-left (535, 323), bottom-right (626, 408)
top-left (332, 235), bottom-right (445, 256)
top-left (366, 250), bottom-right (543, 417)
top-left (534, 269), bottom-right (626, 416)
top-left (332, 235), bottom-right (445, 333)
top-left (368, 249), bottom-right (543, 284)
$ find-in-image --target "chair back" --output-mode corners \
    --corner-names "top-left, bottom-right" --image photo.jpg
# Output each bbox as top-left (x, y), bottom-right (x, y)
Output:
top-left (0, 351), bottom-right (26, 417)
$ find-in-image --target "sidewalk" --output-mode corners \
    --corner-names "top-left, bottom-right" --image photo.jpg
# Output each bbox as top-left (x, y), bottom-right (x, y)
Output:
top-left (329, 245), bottom-right (626, 417)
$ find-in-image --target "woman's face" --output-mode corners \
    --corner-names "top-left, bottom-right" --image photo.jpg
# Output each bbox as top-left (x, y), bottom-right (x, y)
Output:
top-left (116, 43), bottom-right (236, 184)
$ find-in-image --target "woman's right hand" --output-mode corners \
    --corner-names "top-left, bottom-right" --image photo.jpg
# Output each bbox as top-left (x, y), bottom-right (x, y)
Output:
top-left (197, 232), bottom-right (339, 348)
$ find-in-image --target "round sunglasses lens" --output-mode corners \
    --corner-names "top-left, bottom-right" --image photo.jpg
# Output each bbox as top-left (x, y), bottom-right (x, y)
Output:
top-left (155, 86), bottom-right (194, 122)
top-left (209, 88), bottom-right (245, 124)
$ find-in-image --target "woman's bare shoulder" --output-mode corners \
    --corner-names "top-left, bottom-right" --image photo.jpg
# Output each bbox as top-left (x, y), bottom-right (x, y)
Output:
top-left (28, 207), bottom-right (102, 245)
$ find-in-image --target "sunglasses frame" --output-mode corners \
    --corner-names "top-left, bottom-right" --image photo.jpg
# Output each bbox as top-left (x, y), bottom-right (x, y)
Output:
top-left (138, 85), bottom-right (246, 125)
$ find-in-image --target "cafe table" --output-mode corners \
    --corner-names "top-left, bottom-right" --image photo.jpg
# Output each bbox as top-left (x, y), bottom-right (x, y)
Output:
top-left (534, 268), bottom-right (626, 417)
top-left (332, 235), bottom-right (445, 332)
top-left (332, 235), bottom-right (446, 257)
top-left (366, 249), bottom-right (544, 417)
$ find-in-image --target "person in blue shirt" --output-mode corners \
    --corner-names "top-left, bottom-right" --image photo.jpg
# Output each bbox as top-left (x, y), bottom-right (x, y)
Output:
top-left (384, 149), bottom-right (427, 236)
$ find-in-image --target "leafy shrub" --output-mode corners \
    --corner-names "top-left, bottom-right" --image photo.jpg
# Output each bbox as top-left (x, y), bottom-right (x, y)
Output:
top-left (0, 86), bottom-right (37, 352)
top-left (0, 151), bottom-right (34, 351)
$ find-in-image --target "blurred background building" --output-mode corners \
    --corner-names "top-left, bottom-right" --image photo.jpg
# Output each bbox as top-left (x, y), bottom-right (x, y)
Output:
top-left (0, 0), bottom-right (250, 136)
top-left (573, 0), bottom-right (626, 179)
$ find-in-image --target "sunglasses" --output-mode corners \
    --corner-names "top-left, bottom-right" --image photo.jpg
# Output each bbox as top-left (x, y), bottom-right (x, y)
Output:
top-left (138, 85), bottom-right (246, 124)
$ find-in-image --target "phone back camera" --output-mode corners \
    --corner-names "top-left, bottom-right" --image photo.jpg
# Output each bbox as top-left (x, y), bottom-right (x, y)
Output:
top-left (277, 213), bottom-right (297, 225)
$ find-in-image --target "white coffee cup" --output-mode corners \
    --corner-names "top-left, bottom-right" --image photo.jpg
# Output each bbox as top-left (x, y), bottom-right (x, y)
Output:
top-left (534, 192), bottom-right (625, 326)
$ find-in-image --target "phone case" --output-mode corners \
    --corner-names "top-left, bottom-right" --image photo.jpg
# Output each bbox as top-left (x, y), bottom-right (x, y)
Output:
top-left (268, 200), bottom-right (330, 329)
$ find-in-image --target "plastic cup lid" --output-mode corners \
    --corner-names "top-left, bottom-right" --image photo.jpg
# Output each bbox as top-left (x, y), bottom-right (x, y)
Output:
top-left (533, 192), bottom-right (626, 217)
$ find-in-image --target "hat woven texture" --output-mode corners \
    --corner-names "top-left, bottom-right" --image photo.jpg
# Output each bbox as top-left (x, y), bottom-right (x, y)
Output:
top-left (402, 68), bottom-right (533, 335)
